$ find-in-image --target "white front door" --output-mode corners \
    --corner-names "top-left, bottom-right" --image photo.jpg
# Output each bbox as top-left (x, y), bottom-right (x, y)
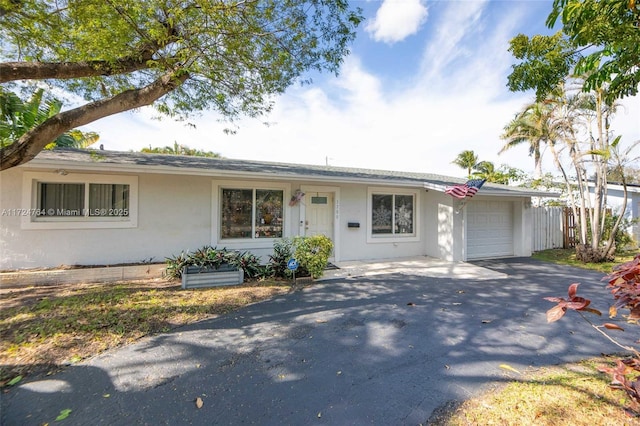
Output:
top-left (306, 192), bottom-right (334, 238)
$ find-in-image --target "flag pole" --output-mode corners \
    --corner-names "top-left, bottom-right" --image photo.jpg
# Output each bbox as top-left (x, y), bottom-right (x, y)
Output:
top-left (455, 198), bottom-right (469, 214)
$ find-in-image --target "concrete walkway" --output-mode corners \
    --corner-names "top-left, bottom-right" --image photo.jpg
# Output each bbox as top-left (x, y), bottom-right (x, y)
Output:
top-left (321, 256), bottom-right (507, 281)
top-left (2, 258), bottom-right (631, 425)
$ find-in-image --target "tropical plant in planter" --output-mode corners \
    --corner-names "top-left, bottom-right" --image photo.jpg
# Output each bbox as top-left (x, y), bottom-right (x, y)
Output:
top-left (165, 251), bottom-right (189, 279)
top-left (165, 246), bottom-right (241, 279)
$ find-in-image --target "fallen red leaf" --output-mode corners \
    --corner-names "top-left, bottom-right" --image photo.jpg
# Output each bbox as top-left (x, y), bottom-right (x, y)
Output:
top-left (603, 323), bottom-right (625, 331)
top-left (546, 305), bottom-right (566, 323)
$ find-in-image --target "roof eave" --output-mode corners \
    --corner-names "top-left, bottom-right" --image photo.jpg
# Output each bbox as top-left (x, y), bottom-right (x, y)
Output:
top-left (22, 153), bottom-right (559, 197)
top-left (20, 157), bottom-right (428, 188)
top-left (423, 182), bottom-right (558, 198)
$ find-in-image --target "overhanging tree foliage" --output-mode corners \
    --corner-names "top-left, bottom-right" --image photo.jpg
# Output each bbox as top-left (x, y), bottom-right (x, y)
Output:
top-left (508, 0), bottom-right (640, 103)
top-left (0, 0), bottom-right (362, 170)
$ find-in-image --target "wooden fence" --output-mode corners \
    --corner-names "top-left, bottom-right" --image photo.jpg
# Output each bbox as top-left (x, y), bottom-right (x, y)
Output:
top-left (563, 207), bottom-right (578, 249)
top-left (531, 206), bottom-right (564, 251)
top-left (561, 207), bottom-right (612, 249)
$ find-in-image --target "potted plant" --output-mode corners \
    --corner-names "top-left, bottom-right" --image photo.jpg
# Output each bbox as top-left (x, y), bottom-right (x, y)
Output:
top-left (166, 246), bottom-right (245, 289)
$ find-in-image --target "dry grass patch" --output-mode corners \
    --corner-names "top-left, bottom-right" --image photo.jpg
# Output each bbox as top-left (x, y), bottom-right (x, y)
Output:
top-left (0, 279), bottom-right (290, 385)
top-left (431, 358), bottom-right (639, 425)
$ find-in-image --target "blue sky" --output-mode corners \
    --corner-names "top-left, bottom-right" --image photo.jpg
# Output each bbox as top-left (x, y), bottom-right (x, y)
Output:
top-left (81, 0), bottom-right (640, 178)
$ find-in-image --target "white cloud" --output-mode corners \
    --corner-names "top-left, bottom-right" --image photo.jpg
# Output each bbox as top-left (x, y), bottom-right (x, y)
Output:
top-left (418, 0), bottom-right (488, 84)
top-left (366, 0), bottom-right (428, 44)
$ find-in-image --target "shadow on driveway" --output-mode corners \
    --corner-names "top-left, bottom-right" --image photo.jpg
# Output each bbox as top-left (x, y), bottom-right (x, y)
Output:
top-left (1, 258), bottom-right (629, 425)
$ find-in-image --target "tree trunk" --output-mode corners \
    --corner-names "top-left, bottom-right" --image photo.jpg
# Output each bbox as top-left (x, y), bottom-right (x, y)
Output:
top-left (534, 142), bottom-right (543, 179)
top-left (591, 91), bottom-right (605, 252)
top-left (604, 178), bottom-right (628, 259)
top-left (0, 71), bottom-right (188, 170)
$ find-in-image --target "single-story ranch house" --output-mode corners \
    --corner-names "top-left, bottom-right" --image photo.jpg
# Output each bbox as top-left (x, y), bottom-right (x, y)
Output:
top-left (0, 148), bottom-right (553, 270)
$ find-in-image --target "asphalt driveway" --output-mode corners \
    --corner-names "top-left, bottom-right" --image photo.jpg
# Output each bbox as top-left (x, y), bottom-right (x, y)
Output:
top-left (1, 258), bottom-right (633, 425)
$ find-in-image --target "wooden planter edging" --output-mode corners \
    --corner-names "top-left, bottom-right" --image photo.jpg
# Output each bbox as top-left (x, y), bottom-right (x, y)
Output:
top-left (181, 265), bottom-right (244, 289)
top-left (1, 264), bottom-right (166, 288)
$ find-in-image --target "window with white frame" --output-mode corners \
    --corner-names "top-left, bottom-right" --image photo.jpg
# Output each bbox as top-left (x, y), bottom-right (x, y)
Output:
top-left (37, 182), bottom-right (130, 217)
top-left (370, 190), bottom-right (416, 238)
top-left (220, 188), bottom-right (284, 239)
top-left (22, 172), bottom-right (137, 229)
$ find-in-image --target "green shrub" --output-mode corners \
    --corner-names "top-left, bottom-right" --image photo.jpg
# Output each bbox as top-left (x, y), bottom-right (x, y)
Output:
top-left (584, 213), bottom-right (637, 255)
top-left (293, 235), bottom-right (333, 279)
top-left (269, 238), bottom-right (294, 278)
top-left (603, 214), bottom-right (636, 253)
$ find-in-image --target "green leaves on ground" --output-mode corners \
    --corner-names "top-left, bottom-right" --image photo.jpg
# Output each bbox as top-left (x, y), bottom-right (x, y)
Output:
top-left (6, 375), bottom-right (21, 386)
top-left (55, 409), bottom-right (72, 421)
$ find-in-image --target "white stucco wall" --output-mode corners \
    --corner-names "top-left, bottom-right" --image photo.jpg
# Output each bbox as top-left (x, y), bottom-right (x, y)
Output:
top-left (515, 197), bottom-right (533, 257)
top-left (1, 169), bottom-right (213, 269)
top-left (336, 183), bottom-right (426, 262)
top-left (423, 190), bottom-right (457, 261)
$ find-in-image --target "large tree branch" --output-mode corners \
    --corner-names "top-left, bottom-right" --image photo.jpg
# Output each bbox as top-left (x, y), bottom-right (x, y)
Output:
top-left (0, 71), bottom-right (188, 170)
top-left (0, 57), bottom-right (154, 83)
top-left (1, 18), bottom-right (180, 83)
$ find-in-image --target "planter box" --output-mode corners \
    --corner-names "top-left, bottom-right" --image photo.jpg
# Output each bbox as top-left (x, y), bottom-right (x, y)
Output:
top-left (181, 265), bottom-right (244, 289)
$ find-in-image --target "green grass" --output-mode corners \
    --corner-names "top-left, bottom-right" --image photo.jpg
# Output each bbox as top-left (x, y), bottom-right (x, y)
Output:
top-left (431, 357), bottom-right (638, 425)
top-left (0, 280), bottom-right (290, 385)
top-left (532, 249), bottom-right (637, 274)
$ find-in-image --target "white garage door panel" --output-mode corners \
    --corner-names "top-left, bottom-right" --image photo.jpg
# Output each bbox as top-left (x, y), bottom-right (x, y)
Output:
top-left (467, 201), bottom-right (514, 259)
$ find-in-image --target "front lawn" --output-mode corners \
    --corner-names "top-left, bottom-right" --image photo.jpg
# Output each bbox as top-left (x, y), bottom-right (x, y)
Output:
top-left (532, 248), bottom-right (637, 274)
top-left (0, 279), bottom-right (290, 385)
top-left (429, 357), bottom-right (636, 425)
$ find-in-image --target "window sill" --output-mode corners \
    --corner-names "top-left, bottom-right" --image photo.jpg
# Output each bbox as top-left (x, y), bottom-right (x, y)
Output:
top-left (367, 235), bottom-right (420, 244)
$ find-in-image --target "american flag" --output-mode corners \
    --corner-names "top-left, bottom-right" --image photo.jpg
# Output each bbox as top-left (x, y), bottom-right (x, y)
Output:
top-left (445, 178), bottom-right (487, 199)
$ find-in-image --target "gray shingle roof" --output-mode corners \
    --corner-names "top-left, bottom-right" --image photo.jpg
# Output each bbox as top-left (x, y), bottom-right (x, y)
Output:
top-left (28, 148), bottom-right (555, 197)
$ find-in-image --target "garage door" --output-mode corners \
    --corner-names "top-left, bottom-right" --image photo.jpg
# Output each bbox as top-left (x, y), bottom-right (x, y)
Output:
top-left (466, 201), bottom-right (514, 260)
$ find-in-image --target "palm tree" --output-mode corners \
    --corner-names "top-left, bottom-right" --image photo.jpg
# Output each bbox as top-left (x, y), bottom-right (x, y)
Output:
top-left (452, 150), bottom-right (478, 179)
top-left (49, 129), bottom-right (100, 149)
top-left (1, 88), bottom-right (99, 149)
top-left (499, 100), bottom-right (565, 179)
top-left (472, 161), bottom-right (510, 184)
